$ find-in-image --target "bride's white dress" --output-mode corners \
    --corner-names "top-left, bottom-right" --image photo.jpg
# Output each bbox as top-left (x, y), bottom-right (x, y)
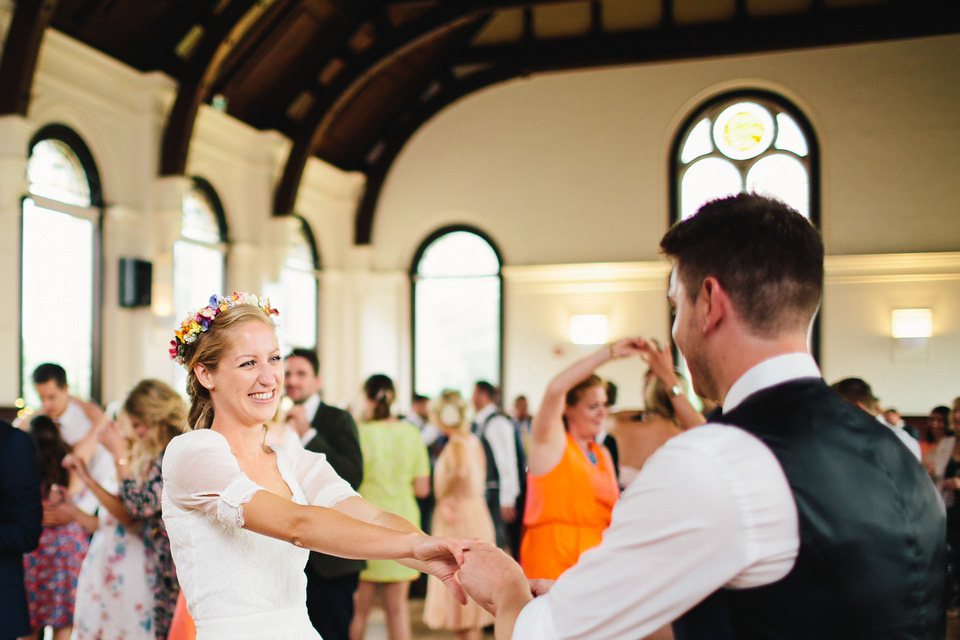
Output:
top-left (161, 429), bottom-right (357, 639)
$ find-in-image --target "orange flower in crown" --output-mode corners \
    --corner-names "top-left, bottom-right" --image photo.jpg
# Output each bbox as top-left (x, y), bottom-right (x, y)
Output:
top-left (169, 292), bottom-right (279, 365)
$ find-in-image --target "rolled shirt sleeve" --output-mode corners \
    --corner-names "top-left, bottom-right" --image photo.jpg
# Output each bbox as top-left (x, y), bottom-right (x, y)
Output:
top-left (512, 425), bottom-right (798, 639)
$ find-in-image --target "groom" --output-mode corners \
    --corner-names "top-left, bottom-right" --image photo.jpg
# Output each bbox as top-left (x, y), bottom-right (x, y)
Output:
top-left (458, 194), bottom-right (945, 639)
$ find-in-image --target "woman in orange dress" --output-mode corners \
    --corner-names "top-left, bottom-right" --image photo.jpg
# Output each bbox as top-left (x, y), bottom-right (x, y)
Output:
top-left (520, 338), bottom-right (643, 581)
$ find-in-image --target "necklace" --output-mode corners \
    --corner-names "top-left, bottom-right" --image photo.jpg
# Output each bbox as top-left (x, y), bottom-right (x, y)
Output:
top-left (582, 443), bottom-right (598, 465)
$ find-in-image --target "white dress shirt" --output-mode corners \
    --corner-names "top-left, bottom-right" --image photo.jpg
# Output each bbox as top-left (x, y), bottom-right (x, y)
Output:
top-left (512, 353), bottom-right (820, 639)
top-left (474, 403), bottom-right (521, 508)
top-left (297, 393), bottom-right (321, 447)
top-left (58, 398), bottom-right (94, 445)
top-left (877, 414), bottom-right (922, 461)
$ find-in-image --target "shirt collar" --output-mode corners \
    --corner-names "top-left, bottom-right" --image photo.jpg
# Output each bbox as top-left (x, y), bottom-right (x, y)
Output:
top-left (303, 392), bottom-right (321, 423)
top-left (299, 427), bottom-right (317, 447)
top-left (722, 352), bottom-right (822, 414)
top-left (474, 403), bottom-right (496, 424)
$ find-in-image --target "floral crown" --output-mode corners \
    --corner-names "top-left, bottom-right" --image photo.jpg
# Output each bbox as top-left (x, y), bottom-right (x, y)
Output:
top-left (169, 292), bottom-right (279, 366)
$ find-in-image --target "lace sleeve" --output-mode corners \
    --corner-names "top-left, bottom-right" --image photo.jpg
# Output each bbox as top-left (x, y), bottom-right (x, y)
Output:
top-left (286, 446), bottom-right (358, 508)
top-left (162, 430), bottom-right (264, 528)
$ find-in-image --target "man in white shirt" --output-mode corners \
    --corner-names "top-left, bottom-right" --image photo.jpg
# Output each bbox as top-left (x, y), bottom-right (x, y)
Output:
top-left (29, 362), bottom-right (104, 446)
top-left (459, 194), bottom-right (945, 640)
top-left (472, 381), bottom-right (524, 555)
top-left (830, 376), bottom-right (922, 461)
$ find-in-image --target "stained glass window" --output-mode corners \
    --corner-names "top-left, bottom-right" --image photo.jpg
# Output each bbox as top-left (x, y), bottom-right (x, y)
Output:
top-left (671, 91), bottom-right (820, 386)
top-left (675, 94), bottom-right (816, 222)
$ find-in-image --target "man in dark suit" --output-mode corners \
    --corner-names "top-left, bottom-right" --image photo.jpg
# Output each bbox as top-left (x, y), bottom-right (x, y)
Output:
top-left (1, 419), bottom-right (43, 640)
top-left (284, 349), bottom-right (364, 640)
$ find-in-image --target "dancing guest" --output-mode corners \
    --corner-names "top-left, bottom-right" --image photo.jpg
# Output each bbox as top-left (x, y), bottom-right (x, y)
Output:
top-left (923, 404), bottom-right (952, 475)
top-left (161, 293), bottom-right (468, 640)
top-left (423, 390), bottom-right (495, 640)
top-left (520, 340), bottom-right (640, 580)
top-left (283, 348), bottom-right (365, 640)
top-left (350, 374), bottom-right (431, 640)
top-left (607, 369), bottom-right (700, 489)
top-left (98, 379), bottom-right (186, 638)
top-left (20, 415), bottom-right (90, 640)
top-left (28, 363), bottom-right (105, 447)
top-left (66, 419), bottom-right (159, 637)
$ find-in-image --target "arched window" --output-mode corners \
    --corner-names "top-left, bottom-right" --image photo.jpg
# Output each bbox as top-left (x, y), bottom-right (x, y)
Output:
top-left (172, 177), bottom-right (227, 391)
top-left (670, 91), bottom-right (821, 380)
top-left (411, 227), bottom-right (503, 399)
top-left (270, 217), bottom-right (319, 354)
top-left (672, 91), bottom-right (818, 224)
top-left (21, 125), bottom-right (103, 405)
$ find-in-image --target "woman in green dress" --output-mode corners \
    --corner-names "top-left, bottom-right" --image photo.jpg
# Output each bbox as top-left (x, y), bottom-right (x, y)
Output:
top-left (349, 374), bottom-right (431, 640)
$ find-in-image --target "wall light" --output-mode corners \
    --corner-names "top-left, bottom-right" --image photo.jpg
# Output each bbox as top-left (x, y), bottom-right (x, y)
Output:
top-left (891, 308), bottom-right (933, 339)
top-left (569, 314), bottom-right (609, 345)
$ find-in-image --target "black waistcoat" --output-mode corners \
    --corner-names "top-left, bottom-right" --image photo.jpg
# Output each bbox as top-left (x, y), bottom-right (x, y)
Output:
top-left (673, 379), bottom-right (946, 640)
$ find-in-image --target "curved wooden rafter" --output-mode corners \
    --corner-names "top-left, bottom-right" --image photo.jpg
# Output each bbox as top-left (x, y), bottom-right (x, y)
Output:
top-left (0, 0), bottom-right (59, 116)
top-left (159, 0), bottom-right (271, 177)
top-left (354, 63), bottom-right (520, 245)
top-left (272, 6), bottom-right (486, 216)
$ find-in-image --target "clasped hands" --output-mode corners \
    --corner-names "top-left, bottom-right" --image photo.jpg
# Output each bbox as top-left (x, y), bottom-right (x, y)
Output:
top-left (610, 337), bottom-right (680, 388)
top-left (458, 542), bottom-right (552, 615)
top-left (422, 539), bottom-right (551, 614)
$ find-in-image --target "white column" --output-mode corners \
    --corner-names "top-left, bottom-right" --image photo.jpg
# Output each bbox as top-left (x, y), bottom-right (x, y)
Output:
top-left (0, 116), bottom-right (34, 404)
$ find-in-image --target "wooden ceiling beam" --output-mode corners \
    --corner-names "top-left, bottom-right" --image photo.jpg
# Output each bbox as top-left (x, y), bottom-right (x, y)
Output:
top-left (159, 0), bottom-right (261, 176)
top-left (248, 1), bottom-right (378, 128)
top-left (273, 7), bottom-right (485, 215)
top-left (0, 0), bottom-right (59, 116)
top-left (455, 2), bottom-right (960, 72)
top-left (353, 63), bottom-right (520, 244)
top-left (385, 0), bottom-right (585, 8)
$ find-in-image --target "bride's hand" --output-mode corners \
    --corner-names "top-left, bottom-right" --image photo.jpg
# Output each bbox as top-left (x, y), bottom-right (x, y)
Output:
top-left (413, 536), bottom-right (473, 604)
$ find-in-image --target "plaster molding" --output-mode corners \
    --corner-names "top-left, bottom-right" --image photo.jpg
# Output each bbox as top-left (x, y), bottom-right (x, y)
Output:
top-left (825, 252), bottom-right (960, 283)
top-left (503, 261), bottom-right (671, 294)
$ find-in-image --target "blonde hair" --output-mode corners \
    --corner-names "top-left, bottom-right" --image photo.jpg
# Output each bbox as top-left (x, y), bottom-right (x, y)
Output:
top-left (123, 379), bottom-right (187, 477)
top-left (644, 373), bottom-right (687, 422)
top-left (431, 389), bottom-right (469, 435)
top-left (181, 304), bottom-right (278, 430)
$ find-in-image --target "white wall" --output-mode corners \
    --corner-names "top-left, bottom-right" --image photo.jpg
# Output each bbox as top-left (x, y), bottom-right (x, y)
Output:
top-left (374, 34), bottom-right (960, 413)
top-left (3, 16), bottom-right (958, 417)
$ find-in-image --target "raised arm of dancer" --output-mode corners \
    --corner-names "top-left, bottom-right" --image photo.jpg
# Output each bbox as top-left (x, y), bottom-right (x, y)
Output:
top-left (528, 337), bottom-right (642, 476)
top-left (638, 339), bottom-right (706, 430)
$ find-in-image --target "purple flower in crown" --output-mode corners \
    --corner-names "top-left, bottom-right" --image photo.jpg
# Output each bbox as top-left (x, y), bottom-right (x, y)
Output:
top-left (168, 292), bottom-right (280, 366)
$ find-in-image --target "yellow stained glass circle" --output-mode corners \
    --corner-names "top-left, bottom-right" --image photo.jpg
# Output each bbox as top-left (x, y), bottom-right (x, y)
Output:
top-left (713, 102), bottom-right (774, 161)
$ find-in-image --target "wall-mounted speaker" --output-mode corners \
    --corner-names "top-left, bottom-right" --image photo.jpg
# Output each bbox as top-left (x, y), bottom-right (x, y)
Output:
top-left (119, 258), bottom-right (152, 308)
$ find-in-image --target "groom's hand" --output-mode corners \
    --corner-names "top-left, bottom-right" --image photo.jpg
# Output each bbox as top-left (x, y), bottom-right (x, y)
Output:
top-left (459, 542), bottom-right (532, 615)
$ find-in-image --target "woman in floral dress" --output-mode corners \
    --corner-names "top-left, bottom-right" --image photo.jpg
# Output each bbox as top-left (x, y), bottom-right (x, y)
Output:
top-left (66, 379), bottom-right (186, 640)
top-left (21, 415), bottom-right (92, 640)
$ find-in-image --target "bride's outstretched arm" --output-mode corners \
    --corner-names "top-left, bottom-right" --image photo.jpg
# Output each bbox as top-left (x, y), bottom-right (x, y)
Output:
top-left (240, 491), bottom-right (469, 603)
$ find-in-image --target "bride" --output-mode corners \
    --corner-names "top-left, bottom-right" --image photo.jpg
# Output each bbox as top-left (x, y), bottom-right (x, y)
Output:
top-left (161, 293), bottom-right (469, 639)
